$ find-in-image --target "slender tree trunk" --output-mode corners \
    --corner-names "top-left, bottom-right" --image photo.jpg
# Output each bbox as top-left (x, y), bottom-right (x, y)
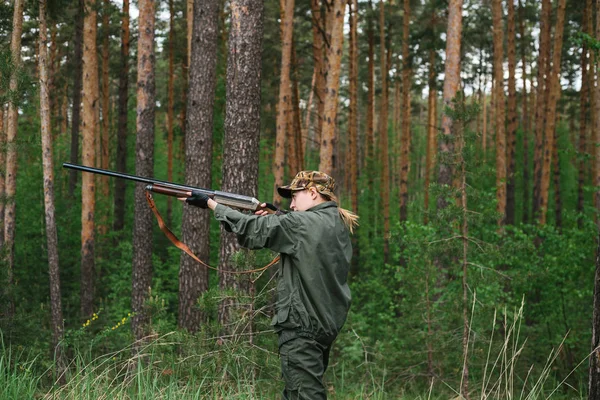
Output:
top-left (399, 0), bottom-right (411, 222)
top-left (4, 0), bottom-right (24, 319)
top-left (178, 0), bottom-right (220, 332)
top-left (539, 0), bottom-right (566, 226)
top-left (365, 0), bottom-right (375, 170)
top-left (553, 121), bottom-right (562, 229)
top-left (596, 0), bottom-right (600, 223)
top-left (378, 0), bottom-right (390, 261)
top-left (519, 0), bottom-right (530, 224)
top-left (218, 0), bottom-right (263, 333)
top-left (505, 0), bottom-right (517, 225)
top-left (311, 0), bottom-right (326, 152)
top-left (0, 105), bottom-right (5, 248)
top-left (319, 0), bottom-right (345, 175)
top-left (492, 0), bottom-right (506, 227)
top-left (166, 0), bottom-right (176, 226)
top-left (80, 0), bottom-right (99, 319)
top-left (290, 41), bottom-right (304, 173)
top-left (591, 2), bottom-right (600, 393)
top-left (273, 0), bottom-right (294, 207)
top-left (533, 0), bottom-right (552, 219)
top-left (437, 0), bottom-right (462, 207)
top-left (38, 1), bottom-right (66, 381)
top-left (98, 0), bottom-right (110, 236)
top-left (425, 46), bottom-right (437, 223)
top-left (579, 0), bottom-right (592, 227)
top-left (114, 0), bottom-right (130, 232)
top-left (131, 0), bottom-right (156, 343)
top-left (69, 0), bottom-right (84, 194)
top-left (348, 0), bottom-right (358, 214)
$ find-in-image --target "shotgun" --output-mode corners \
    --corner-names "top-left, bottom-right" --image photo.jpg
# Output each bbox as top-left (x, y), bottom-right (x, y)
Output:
top-left (63, 163), bottom-right (276, 212)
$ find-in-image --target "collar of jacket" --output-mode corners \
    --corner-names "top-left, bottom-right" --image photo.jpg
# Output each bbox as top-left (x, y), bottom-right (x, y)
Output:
top-left (306, 201), bottom-right (338, 212)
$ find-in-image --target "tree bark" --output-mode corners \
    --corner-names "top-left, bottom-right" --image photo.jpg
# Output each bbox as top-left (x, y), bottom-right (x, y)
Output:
top-left (80, 0), bottom-right (99, 319)
top-left (131, 0), bottom-right (156, 343)
top-left (538, 0), bottom-right (566, 226)
top-left (518, 0), bottom-right (530, 224)
top-left (424, 45), bottom-right (437, 223)
top-left (578, 0), bottom-right (592, 227)
top-left (399, 0), bottom-right (411, 222)
top-left (348, 0), bottom-right (358, 214)
top-left (38, 0), bottom-right (66, 382)
top-left (553, 120), bottom-right (562, 229)
top-left (310, 0), bottom-right (326, 153)
top-left (437, 0), bottom-right (462, 208)
top-left (290, 41), bottom-right (304, 173)
top-left (114, 0), bottom-right (130, 232)
top-left (533, 0), bottom-right (552, 219)
top-left (318, 0), bottom-right (345, 175)
top-left (99, 0), bottom-right (110, 236)
top-left (492, 0), bottom-right (506, 227)
top-left (69, 0), bottom-right (84, 194)
top-left (505, 0), bottom-right (517, 225)
top-left (273, 0), bottom-right (295, 207)
top-left (365, 0), bottom-right (375, 170)
top-left (0, 105), bottom-right (4, 248)
top-left (378, 0), bottom-right (390, 261)
top-left (166, 0), bottom-right (176, 226)
top-left (178, 0), bottom-right (219, 333)
top-left (218, 0), bottom-right (263, 334)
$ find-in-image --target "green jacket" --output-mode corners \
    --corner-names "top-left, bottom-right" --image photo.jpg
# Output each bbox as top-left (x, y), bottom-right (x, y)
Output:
top-left (214, 201), bottom-right (352, 342)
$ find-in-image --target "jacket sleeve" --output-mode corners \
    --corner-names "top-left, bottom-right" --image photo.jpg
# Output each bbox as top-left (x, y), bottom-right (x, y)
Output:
top-left (213, 204), bottom-right (300, 254)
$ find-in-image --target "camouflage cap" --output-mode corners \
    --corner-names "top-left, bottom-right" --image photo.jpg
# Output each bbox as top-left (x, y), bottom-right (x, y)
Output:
top-left (277, 171), bottom-right (336, 199)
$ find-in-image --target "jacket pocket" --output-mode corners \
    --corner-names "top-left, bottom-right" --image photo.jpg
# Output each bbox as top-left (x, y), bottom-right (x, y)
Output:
top-left (273, 294), bottom-right (302, 330)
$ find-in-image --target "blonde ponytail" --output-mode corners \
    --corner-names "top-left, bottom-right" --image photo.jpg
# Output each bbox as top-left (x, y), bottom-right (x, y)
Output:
top-left (322, 192), bottom-right (359, 234)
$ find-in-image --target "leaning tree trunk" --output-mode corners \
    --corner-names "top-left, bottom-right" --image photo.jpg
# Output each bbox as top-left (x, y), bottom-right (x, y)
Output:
top-left (538, 0), bottom-right (566, 226)
top-left (217, 0), bottom-right (263, 336)
top-left (114, 0), bottom-right (130, 232)
top-left (131, 0), bottom-right (156, 344)
top-left (505, 0), bottom-right (517, 225)
top-left (272, 0), bottom-right (294, 207)
top-left (178, 0), bottom-right (220, 333)
top-left (80, 0), bottom-right (99, 320)
top-left (492, 0), bottom-right (506, 228)
top-left (4, 0), bottom-right (25, 319)
top-left (69, 0), bottom-right (84, 194)
top-left (38, 0), bottom-right (66, 382)
top-left (399, 0), bottom-right (411, 223)
top-left (318, 0), bottom-right (345, 175)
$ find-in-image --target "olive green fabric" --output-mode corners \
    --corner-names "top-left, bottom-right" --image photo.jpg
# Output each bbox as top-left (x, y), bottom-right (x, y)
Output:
top-left (278, 333), bottom-right (331, 400)
top-left (213, 201), bottom-right (352, 341)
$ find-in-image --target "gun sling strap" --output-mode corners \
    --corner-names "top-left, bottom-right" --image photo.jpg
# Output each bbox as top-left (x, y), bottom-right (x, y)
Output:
top-left (145, 191), bottom-right (280, 274)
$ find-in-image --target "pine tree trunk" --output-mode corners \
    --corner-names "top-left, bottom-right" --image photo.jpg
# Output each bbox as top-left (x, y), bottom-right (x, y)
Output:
top-left (492, 0), bottom-right (506, 227)
top-left (579, 0), bottom-right (592, 228)
top-left (80, 0), bottom-right (99, 319)
top-left (424, 46), bottom-right (436, 223)
top-left (0, 105), bottom-right (4, 248)
top-left (166, 0), bottom-right (175, 226)
top-left (437, 0), bottom-right (462, 208)
top-left (311, 0), bottom-right (326, 151)
top-left (533, 0), bottom-right (552, 219)
top-left (319, 0), bottom-right (345, 175)
top-left (178, 0), bottom-right (219, 333)
top-left (273, 0), bottom-right (294, 207)
top-left (365, 0), bottom-right (375, 170)
top-left (5, 0), bottom-right (25, 317)
top-left (539, 0), bottom-right (566, 226)
top-left (131, 0), bottom-right (156, 343)
top-left (505, 0), bottom-right (517, 225)
top-left (378, 0), bottom-right (390, 261)
top-left (348, 0), bottom-right (358, 214)
top-left (518, 0), bottom-right (530, 224)
top-left (553, 122), bottom-right (562, 229)
top-left (99, 0), bottom-right (110, 236)
top-left (399, 0), bottom-right (411, 222)
top-left (596, 0), bottom-right (600, 223)
top-left (218, 0), bottom-right (263, 333)
top-left (290, 42), bottom-right (304, 172)
top-left (38, 1), bottom-right (66, 381)
top-left (69, 0), bottom-right (84, 194)
top-left (114, 0), bottom-right (130, 233)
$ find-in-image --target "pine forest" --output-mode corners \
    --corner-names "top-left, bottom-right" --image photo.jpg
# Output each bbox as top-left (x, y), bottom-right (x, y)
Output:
top-left (1, 0), bottom-right (600, 398)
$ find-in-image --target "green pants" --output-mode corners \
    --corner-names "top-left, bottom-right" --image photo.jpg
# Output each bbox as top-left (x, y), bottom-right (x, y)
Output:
top-left (278, 333), bottom-right (332, 400)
